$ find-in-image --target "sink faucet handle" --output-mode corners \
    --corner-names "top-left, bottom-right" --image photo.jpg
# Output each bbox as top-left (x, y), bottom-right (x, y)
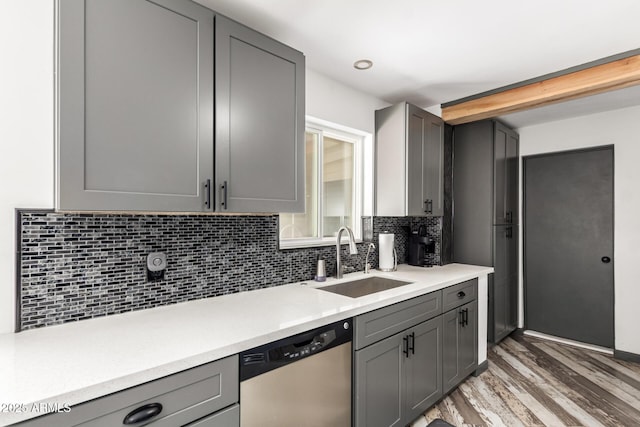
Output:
top-left (365, 242), bottom-right (376, 274)
top-left (393, 248), bottom-right (397, 272)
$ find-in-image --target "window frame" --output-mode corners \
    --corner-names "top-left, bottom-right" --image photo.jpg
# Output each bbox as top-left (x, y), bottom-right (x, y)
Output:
top-left (279, 117), bottom-right (370, 249)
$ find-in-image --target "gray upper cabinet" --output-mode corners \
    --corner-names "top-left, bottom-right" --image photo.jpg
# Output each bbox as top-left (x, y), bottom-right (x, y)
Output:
top-left (57, 0), bottom-right (214, 212)
top-left (376, 102), bottom-right (444, 217)
top-left (57, 2), bottom-right (305, 213)
top-left (215, 15), bottom-right (305, 213)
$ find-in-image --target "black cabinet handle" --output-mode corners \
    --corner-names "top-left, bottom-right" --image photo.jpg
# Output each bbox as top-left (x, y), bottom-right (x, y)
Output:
top-left (459, 308), bottom-right (469, 327)
top-left (506, 211), bottom-right (512, 223)
top-left (457, 291), bottom-right (465, 299)
top-left (204, 179), bottom-right (211, 209)
top-left (403, 335), bottom-right (409, 357)
top-left (123, 403), bottom-right (163, 425)
top-left (424, 199), bottom-right (433, 214)
top-left (220, 181), bottom-right (228, 210)
top-left (602, 256), bottom-right (611, 264)
top-left (506, 227), bottom-right (513, 239)
top-left (409, 332), bottom-right (415, 355)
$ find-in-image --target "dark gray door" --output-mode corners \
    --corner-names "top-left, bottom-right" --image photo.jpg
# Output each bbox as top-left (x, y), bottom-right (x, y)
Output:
top-left (524, 146), bottom-right (614, 348)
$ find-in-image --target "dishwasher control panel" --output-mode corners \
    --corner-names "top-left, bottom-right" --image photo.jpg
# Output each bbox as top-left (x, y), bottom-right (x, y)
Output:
top-left (268, 329), bottom-right (336, 362)
top-left (240, 318), bottom-right (352, 381)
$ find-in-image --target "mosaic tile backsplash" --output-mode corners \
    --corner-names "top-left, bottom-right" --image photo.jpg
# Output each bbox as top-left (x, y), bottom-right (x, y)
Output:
top-left (18, 211), bottom-right (442, 330)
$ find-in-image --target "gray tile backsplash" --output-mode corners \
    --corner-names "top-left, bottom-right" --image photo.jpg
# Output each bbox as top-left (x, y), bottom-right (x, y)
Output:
top-left (18, 211), bottom-right (441, 330)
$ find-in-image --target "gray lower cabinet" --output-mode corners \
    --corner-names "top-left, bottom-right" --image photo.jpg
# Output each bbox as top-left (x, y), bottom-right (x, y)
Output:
top-left (354, 281), bottom-right (480, 426)
top-left (442, 301), bottom-right (478, 394)
top-left (57, 1), bottom-right (305, 214)
top-left (185, 404), bottom-right (239, 427)
top-left (354, 316), bottom-right (442, 427)
top-left (15, 355), bottom-right (239, 427)
top-left (215, 16), bottom-right (305, 213)
top-left (57, 0), bottom-right (215, 212)
top-left (375, 102), bottom-right (444, 217)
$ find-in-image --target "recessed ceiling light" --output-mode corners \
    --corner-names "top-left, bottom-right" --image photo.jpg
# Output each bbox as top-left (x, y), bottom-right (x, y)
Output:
top-left (353, 59), bottom-right (373, 70)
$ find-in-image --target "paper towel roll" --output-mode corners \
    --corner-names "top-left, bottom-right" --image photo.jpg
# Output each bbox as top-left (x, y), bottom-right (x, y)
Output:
top-left (379, 232), bottom-right (395, 271)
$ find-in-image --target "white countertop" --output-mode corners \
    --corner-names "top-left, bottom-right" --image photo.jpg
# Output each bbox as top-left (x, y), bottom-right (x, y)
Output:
top-left (0, 263), bottom-right (492, 425)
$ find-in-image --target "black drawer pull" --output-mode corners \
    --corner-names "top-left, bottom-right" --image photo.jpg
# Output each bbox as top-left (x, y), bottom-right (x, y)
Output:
top-left (123, 403), bottom-right (163, 425)
top-left (457, 291), bottom-right (466, 299)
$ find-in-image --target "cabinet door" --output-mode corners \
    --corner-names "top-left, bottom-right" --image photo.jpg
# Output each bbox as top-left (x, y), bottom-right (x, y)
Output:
top-left (506, 225), bottom-right (519, 332)
top-left (57, 0), bottom-right (214, 212)
top-left (404, 316), bottom-right (443, 422)
top-left (505, 130), bottom-right (519, 224)
top-left (494, 121), bottom-right (519, 225)
top-left (442, 301), bottom-right (478, 394)
top-left (459, 301), bottom-right (478, 379)
top-left (407, 105), bottom-right (444, 216)
top-left (407, 104), bottom-right (428, 216)
top-left (215, 16), bottom-right (305, 213)
top-left (492, 225), bottom-right (516, 343)
top-left (185, 404), bottom-right (239, 427)
top-left (354, 334), bottom-right (404, 427)
top-left (424, 116), bottom-right (444, 216)
top-left (493, 122), bottom-right (509, 224)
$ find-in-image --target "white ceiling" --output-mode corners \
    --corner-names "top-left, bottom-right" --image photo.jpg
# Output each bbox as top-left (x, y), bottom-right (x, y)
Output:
top-left (195, 0), bottom-right (640, 128)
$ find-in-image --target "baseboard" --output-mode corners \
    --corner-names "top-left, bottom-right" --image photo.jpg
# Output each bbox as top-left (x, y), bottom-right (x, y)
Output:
top-left (473, 360), bottom-right (488, 376)
top-left (614, 349), bottom-right (640, 363)
top-left (524, 330), bottom-right (613, 355)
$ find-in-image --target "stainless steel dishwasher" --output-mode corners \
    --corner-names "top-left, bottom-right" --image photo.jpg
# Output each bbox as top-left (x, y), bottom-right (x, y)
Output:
top-left (239, 318), bottom-right (352, 427)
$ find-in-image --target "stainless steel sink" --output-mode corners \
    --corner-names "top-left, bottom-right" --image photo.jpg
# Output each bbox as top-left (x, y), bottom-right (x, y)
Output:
top-left (318, 276), bottom-right (412, 298)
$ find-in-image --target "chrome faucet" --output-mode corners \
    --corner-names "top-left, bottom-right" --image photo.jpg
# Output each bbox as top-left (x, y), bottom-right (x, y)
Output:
top-left (335, 226), bottom-right (357, 279)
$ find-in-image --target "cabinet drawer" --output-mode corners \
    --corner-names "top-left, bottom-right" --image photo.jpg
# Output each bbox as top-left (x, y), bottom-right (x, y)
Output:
top-left (19, 355), bottom-right (238, 427)
top-left (442, 279), bottom-right (477, 312)
top-left (355, 291), bottom-right (442, 350)
top-left (185, 404), bottom-right (239, 427)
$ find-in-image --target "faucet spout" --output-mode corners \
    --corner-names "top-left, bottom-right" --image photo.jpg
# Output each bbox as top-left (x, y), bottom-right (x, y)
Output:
top-left (336, 226), bottom-right (357, 279)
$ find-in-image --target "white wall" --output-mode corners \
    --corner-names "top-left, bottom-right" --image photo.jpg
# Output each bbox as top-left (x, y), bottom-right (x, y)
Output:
top-left (518, 104), bottom-right (640, 354)
top-left (0, 1), bottom-right (55, 334)
top-left (306, 69), bottom-right (389, 135)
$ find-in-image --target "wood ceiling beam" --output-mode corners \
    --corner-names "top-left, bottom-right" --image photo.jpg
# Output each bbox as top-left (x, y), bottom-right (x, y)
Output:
top-left (441, 54), bottom-right (640, 125)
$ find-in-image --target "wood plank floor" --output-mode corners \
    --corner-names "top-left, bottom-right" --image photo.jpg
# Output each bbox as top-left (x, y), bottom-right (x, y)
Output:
top-left (419, 334), bottom-right (640, 427)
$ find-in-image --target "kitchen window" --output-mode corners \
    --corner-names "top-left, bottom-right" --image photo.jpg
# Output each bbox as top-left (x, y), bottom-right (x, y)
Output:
top-left (279, 118), bottom-right (372, 248)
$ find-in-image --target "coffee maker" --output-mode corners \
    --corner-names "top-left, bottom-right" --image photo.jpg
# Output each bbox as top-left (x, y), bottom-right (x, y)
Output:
top-left (407, 225), bottom-right (435, 266)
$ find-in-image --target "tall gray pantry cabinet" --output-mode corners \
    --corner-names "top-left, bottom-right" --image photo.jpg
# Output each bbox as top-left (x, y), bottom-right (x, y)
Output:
top-left (56, 0), bottom-right (305, 213)
top-left (452, 120), bottom-right (519, 344)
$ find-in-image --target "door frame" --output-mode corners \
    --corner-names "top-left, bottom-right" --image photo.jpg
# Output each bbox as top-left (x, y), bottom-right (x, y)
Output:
top-left (522, 145), bottom-right (615, 345)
